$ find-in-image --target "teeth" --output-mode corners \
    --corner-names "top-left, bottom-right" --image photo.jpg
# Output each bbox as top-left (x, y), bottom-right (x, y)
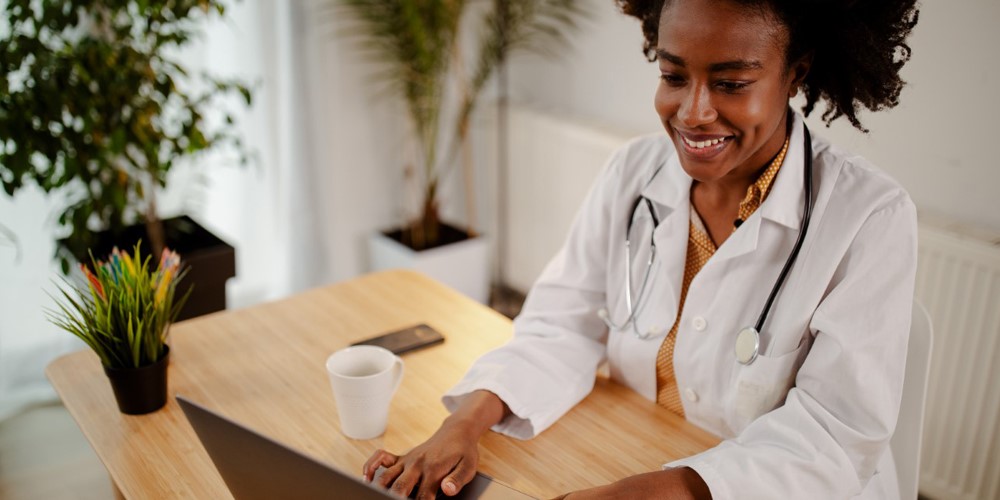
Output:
top-left (684, 136), bottom-right (726, 149)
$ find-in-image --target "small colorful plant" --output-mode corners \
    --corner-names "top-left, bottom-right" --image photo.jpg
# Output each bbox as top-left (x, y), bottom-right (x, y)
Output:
top-left (48, 244), bottom-right (190, 369)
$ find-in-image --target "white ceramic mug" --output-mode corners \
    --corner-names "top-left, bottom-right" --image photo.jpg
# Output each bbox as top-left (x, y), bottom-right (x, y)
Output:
top-left (325, 345), bottom-right (404, 439)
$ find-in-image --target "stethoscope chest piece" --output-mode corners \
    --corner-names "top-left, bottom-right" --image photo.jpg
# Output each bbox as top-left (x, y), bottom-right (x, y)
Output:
top-left (735, 326), bottom-right (760, 365)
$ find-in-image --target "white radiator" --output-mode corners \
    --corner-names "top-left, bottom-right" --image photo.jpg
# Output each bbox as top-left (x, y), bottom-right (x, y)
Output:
top-left (915, 219), bottom-right (1000, 500)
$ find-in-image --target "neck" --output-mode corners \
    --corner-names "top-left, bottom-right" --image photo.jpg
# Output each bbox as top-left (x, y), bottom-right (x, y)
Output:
top-left (693, 117), bottom-right (791, 216)
top-left (696, 112), bottom-right (791, 201)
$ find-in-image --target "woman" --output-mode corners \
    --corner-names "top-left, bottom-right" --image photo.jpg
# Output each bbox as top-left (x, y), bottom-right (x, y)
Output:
top-left (365, 0), bottom-right (920, 498)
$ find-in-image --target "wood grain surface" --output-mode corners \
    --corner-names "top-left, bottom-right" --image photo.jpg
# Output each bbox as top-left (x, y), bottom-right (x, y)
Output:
top-left (47, 270), bottom-right (718, 499)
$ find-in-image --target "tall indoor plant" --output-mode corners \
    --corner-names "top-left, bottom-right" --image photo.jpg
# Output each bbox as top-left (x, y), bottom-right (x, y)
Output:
top-left (339, 0), bottom-right (585, 249)
top-left (0, 1), bottom-right (251, 317)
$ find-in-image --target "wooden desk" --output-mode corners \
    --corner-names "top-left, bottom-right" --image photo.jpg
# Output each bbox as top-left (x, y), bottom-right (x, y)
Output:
top-left (47, 270), bottom-right (718, 499)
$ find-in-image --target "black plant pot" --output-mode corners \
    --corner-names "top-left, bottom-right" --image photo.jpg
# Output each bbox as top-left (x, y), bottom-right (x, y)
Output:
top-left (382, 220), bottom-right (473, 251)
top-left (103, 347), bottom-right (170, 415)
top-left (61, 215), bottom-right (236, 321)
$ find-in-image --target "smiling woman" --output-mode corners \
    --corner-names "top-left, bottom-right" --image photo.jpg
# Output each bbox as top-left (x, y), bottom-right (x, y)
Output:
top-left (652, 0), bottom-right (809, 246)
top-left (360, 0), bottom-right (922, 499)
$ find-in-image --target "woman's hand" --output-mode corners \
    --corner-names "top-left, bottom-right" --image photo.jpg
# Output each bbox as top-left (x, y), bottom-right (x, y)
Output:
top-left (362, 390), bottom-right (509, 499)
top-left (554, 468), bottom-right (711, 500)
top-left (364, 417), bottom-right (481, 498)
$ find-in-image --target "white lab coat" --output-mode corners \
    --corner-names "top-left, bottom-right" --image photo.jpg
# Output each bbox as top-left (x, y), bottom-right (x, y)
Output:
top-left (444, 113), bottom-right (917, 499)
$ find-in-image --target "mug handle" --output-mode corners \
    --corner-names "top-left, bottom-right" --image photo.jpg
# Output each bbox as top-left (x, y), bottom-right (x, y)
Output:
top-left (391, 355), bottom-right (404, 394)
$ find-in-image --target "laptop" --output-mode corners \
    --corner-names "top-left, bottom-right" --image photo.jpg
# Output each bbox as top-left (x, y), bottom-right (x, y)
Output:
top-left (177, 396), bottom-right (535, 500)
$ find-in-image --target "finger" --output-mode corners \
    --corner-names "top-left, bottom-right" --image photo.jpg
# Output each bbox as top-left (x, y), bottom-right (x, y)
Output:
top-left (415, 467), bottom-right (447, 500)
top-left (388, 466), bottom-right (421, 499)
top-left (375, 463), bottom-right (405, 490)
top-left (363, 450), bottom-right (398, 482)
top-left (441, 457), bottom-right (477, 497)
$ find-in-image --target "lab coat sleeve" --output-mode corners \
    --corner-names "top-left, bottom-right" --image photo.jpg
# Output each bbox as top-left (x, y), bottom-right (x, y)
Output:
top-left (666, 195), bottom-right (918, 499)
top-left (442, 149), bottom-right (626, 440)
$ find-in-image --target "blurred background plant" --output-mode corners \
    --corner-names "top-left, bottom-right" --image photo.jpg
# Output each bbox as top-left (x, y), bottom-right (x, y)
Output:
top-left (0, 0), bottom-right (253, 272)
top-left (337, 0), bottom-right (586, 249)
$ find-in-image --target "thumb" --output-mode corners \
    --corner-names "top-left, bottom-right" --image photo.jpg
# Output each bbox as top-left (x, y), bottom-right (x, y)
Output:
top-left (441, 458), bottom-right (476, 496)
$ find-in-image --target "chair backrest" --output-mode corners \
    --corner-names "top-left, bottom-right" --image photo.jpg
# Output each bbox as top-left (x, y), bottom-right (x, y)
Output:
top-left (891, 300), bottom-right (934, 499)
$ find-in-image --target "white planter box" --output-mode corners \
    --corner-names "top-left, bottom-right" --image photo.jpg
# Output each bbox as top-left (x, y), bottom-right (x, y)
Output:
top-left (368, 231), bottom-right (491, 304)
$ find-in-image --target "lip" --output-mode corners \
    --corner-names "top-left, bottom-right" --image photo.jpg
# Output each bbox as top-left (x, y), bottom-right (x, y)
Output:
top-left (673, 128), bottom-right (734, 160)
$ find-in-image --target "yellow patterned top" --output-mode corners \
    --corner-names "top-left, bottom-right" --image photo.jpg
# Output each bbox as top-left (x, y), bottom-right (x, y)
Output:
top-left (737, 135), bottom-right (790, 229)
top-left (655, 134), bottom-right (791, 416)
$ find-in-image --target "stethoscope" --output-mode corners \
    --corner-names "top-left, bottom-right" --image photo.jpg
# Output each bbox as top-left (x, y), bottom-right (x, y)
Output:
top-left (598, 125), bottom-right (814, 365)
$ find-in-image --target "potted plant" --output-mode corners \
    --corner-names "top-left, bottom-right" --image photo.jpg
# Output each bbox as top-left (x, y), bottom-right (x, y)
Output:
top-left (0, 0), bottom-right (252, 319)
top-left (338, 0), bottom-right (585, 303)
top-left (47, 244), bottom-right (188, 415)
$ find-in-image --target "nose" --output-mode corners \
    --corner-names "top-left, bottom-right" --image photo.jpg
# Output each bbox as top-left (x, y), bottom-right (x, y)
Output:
top-left (677, 85), bottom-right (717, 128)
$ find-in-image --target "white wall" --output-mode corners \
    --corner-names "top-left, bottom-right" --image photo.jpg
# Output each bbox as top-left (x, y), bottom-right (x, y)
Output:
top-left (506, 0), bottom-right (1000, 235)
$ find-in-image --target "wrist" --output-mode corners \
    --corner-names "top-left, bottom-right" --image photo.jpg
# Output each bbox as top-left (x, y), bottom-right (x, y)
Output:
top-left (444, 390), bottom-right (509, 437)
top-left (675, 467), bottom-right (711, 500)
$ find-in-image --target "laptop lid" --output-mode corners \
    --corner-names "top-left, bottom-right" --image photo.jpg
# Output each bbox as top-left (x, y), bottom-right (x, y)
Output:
top-left (176, 395), bottom-right (534, 500)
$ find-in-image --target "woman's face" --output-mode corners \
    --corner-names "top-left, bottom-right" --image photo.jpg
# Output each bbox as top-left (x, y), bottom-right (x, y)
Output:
top-left (654, 0), bottom-right (807, 185)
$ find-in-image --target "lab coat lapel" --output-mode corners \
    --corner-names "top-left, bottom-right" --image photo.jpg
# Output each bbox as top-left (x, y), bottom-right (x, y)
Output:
top-left (638, 153), bottom-right (691, 334)
top-left (712, 114), bottom-right (808, 263)
top-left (760, 114), bottom-right (807, 230)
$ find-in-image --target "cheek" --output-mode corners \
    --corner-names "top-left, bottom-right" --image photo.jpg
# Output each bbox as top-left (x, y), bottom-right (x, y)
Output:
top-left (725, 94), bottom-right (775, 132)
top-left (751, 93), bottom-right (781, 117)
top-left (741, 84), bottom-right (791, 125)
top-left (653, 83), bottom-right (675, 121)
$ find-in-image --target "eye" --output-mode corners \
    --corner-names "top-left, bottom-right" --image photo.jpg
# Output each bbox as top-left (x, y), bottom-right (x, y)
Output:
top-left (715, 80), bottom-right (751, 93)
top-left (659, 73), bottom-right (686, 87)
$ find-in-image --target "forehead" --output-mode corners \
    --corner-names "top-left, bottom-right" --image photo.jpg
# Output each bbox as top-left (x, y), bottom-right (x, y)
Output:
top-left (657, 0), bottom-right (787, 65)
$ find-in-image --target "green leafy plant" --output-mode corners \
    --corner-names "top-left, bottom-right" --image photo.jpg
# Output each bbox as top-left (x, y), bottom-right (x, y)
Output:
top-left (0, 0), bottom-right (253, 272)
top-left (338, 0), bottom-right (586, 249)
top-left (47, 243), bottom-right (189, 369)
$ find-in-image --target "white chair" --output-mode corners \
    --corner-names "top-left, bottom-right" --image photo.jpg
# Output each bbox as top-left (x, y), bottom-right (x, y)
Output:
top-left (890, 300), bottom-right (934, 499)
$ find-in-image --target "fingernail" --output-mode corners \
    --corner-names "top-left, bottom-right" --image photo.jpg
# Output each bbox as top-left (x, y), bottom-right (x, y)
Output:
top-left (443, 480), bottom-right (456, 495)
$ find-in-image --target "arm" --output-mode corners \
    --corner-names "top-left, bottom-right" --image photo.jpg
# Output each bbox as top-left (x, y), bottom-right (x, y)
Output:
top-left (558, 469), bottom-right (711, 500)
top-left (442, 146), bottom-right (633, 439)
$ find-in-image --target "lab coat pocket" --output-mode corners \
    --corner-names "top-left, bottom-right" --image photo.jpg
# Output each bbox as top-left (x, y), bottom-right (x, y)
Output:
top-left (731, 338), bottom-right (810, 432)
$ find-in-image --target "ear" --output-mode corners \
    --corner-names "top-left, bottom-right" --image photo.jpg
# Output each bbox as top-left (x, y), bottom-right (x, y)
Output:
top-left (787, 52), bottom-right (813, 98)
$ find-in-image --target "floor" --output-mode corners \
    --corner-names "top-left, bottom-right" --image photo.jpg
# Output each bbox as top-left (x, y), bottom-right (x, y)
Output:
top-left (0, 402), bottom-right (114, 500)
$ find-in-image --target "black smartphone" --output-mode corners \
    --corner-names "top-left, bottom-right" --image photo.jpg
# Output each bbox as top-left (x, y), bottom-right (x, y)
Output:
top-left (352, 324), bottom-right (445, 355)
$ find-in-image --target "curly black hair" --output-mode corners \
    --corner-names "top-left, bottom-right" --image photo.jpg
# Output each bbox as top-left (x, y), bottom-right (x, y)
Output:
top-left (615, 0), bottom-right (920, 132)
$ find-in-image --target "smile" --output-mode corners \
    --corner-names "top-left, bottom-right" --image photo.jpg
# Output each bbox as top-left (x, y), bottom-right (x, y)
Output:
top-left (682, 135), bottom-right (730, 149)
top-left (675, 130), bottom-right (734, 160)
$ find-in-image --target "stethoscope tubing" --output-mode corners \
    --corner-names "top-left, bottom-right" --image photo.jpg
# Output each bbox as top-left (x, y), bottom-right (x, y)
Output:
top-left (600, 198), bottom-right (658, 335)
top-left (752, 126), bottom-right (813, 334)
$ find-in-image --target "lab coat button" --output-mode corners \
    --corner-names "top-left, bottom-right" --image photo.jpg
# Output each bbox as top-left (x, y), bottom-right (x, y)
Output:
top-left (684, 388), bottom-right (699, 403)
top-left (692, 316), bottom-right (707, 331)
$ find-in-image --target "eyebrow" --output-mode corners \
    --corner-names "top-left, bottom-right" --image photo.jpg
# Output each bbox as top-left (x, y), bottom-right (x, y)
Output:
top-left (655, 49), bottom-right (764, 72)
